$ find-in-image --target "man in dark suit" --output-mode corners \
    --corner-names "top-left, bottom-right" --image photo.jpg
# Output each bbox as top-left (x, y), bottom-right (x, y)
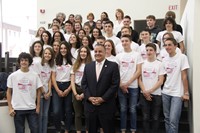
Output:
top-left (81, 43), bottom-right (120, 133)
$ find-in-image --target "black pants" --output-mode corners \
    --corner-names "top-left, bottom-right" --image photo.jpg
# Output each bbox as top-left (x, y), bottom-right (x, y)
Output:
top-left (86, 110), bottom-right (115, 133)
top-left (140, 94), bottom-right (162, 133)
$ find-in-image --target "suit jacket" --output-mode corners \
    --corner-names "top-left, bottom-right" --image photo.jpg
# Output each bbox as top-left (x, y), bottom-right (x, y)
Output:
top-left (81, 59), bottom-right (120, 114)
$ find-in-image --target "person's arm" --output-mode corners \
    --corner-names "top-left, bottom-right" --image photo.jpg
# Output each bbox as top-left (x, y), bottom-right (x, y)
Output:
top-left (181, 69), bottom-right (189, 101)
top-left (138, 76), bottom-right (152, 101)
top-left (149, 75), bottom-right (164, 93)
top-left (51, 71), bottom-right (63, 97)
top-left (81, 65), bottom-right (91, 101)
top-left (7, 87), bottom-right (16, 117)
top-left (126, 63), bottom-right (142, 87)
top-left (100, 63), bottom-right (120, 102)
top-left (71, 73), bottom-right (81, 101)
top-left (71, 74), bottom-right (77, 95)
top-left (36, 87), bottom-right (42, 114)
top-left (63, 83), bottom-right (71, 96)
top-left (120, 80), bottom-right (128, 93)
top-left (44, 72), bottom-right (52, 99)
top-left (138, 76), bottom-right (145, 92)
top-left (179, 41), bottom-right (185, 53)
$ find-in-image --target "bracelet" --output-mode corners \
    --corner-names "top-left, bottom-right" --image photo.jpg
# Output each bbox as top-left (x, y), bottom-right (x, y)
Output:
top-left (74, 94), bottom-right (78, 96)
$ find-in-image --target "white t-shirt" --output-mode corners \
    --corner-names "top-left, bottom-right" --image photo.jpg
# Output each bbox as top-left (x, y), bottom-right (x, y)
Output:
top-left (106, 55), bottom-right (117, 63)
top-left (35, 62), bottom-right (54, 93)
top-left (29, 56), bottom-right (42, 74)
top-left (71, 63), bottom-right (85, 86)
top-left (55, 60), bottom-right (72, 82)
top-left (105, 35), bottom-right (121, 47)
top-left (7, 69), bottom-right (43, 110)
top-left (156, 30), bottom-right (184, 50)
top-left (141, 60), bottom-right (166, 95)
top-left (139, 43), bottom-right (160, 60)
top-left (162, 53), bottom-right (190, 97)
top-left (116, 41), bottom-right (140, 54)
top-left (116, 51), bottom-right (143, 88)
top-left (64, 33), bottom-right (72, 42)
top-left (113, 20), bottom-right (124, 35)
top-left (71, 47), bottom-right (77, 58)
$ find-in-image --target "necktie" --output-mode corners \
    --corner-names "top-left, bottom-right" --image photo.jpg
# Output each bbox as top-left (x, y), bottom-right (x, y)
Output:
top-left (96, 62), bottom-right (101, 81)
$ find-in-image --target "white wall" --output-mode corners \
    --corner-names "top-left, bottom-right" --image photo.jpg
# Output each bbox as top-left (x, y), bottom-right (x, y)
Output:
top-left (0, 0), bottom-right (2, 42)
top-left (193, 1), bottom-right (200, 132)
top-left (0, 101), bottom-right (30, 133)
top-left (180, 0), bottom-right (199, 132)
top-left (37, 0), bottom-right (181, 29)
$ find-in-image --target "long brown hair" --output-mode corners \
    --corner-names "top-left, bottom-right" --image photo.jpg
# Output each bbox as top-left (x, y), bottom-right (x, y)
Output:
top-left (105, 39), bottom-right (116, 56)
top-left (73, 46), bottom-right (92, 72)
top-left (41, 47), bottom-right (55, 68)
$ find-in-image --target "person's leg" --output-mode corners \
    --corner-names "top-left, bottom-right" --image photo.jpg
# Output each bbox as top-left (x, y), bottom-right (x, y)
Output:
top-left (98, 112), bottom-right (115, 133)
top-left (129, 88), bottom-right (139, 133)
top-left (27, 109), bottom-right (39, 133)
top-left (42, 97), bottom-right (51, 133)
top-left (52, 85), bottom-right (63, 132)
top-left (86, 111), bottom-right (98, 133)
top-left (63, 82), bottom-right (73, 132)
top-left (168, 96), bottom-right (183, 133)
top-left (140, 93), bottom-right (151, 133)
top-left (38, 98), bottom-right (44, 133)
top-left (151, 95), bottom-right (162, 133)
top-left (162, 93), bottom-right (171, 133)
top-left (118, 88), bottom-right (128, 132)
top-left (72, 95), bottom-right (84, 132)
top-left (14, 110), bottom-right (26, 133)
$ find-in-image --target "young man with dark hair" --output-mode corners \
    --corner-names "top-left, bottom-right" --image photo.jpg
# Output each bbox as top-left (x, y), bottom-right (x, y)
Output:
top-left (117, 15), bottom-right (139, 43)
top-left (64, 20), bottom-right (74, 42)
top-left (165, 11), bottom-right (183, 34)
top-left (139, 43), bottom-right (165, 133)
top-left (116, 34), bottom-right (143, 133)
top-left (104, 20), bottom-right (121, 47)
top-left (162, 38), bottom-right (189, 133)
top-left (7, 52), bottom-right (42, 133)
top-left (146, 15), bottom-right (162, 43)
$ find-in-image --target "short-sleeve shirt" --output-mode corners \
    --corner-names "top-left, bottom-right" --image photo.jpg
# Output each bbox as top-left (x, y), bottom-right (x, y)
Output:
top-left (7, 69), bottom-right (43, 110)
top-left (162, 53), bottom-right (190, 97)
top-left (116, 51), bottom-right (143, 88)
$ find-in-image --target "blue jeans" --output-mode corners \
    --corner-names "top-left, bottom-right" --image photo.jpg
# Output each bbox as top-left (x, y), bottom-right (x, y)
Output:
top-left (52, 81), bottom-right (72, 132)
top-left (118, 88), bottom-right (139, 132)
top-left (140, 94), bottom-right (162, 133)
top-left (14, 109), bottom-right (38, 133)
top-left (162, 93), bottom-right (183, 133)
top-left (39, 97), bottom-right (51, 133)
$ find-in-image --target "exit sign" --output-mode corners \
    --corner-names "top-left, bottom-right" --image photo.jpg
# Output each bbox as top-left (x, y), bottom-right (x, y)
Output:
top-left (168, 5), bottom-right (178, 10)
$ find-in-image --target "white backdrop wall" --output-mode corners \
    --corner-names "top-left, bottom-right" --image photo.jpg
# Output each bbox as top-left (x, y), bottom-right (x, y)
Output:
top-left (37, 0), bottom-right (181, 29)
top-left (181, 0), bottom-right (200, 133)
top-left (0, 0), bottom-right (2, 42)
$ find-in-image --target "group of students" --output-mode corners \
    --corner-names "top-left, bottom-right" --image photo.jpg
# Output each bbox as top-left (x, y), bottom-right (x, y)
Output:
top-left (6, 9), bottom-right (190, 133)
